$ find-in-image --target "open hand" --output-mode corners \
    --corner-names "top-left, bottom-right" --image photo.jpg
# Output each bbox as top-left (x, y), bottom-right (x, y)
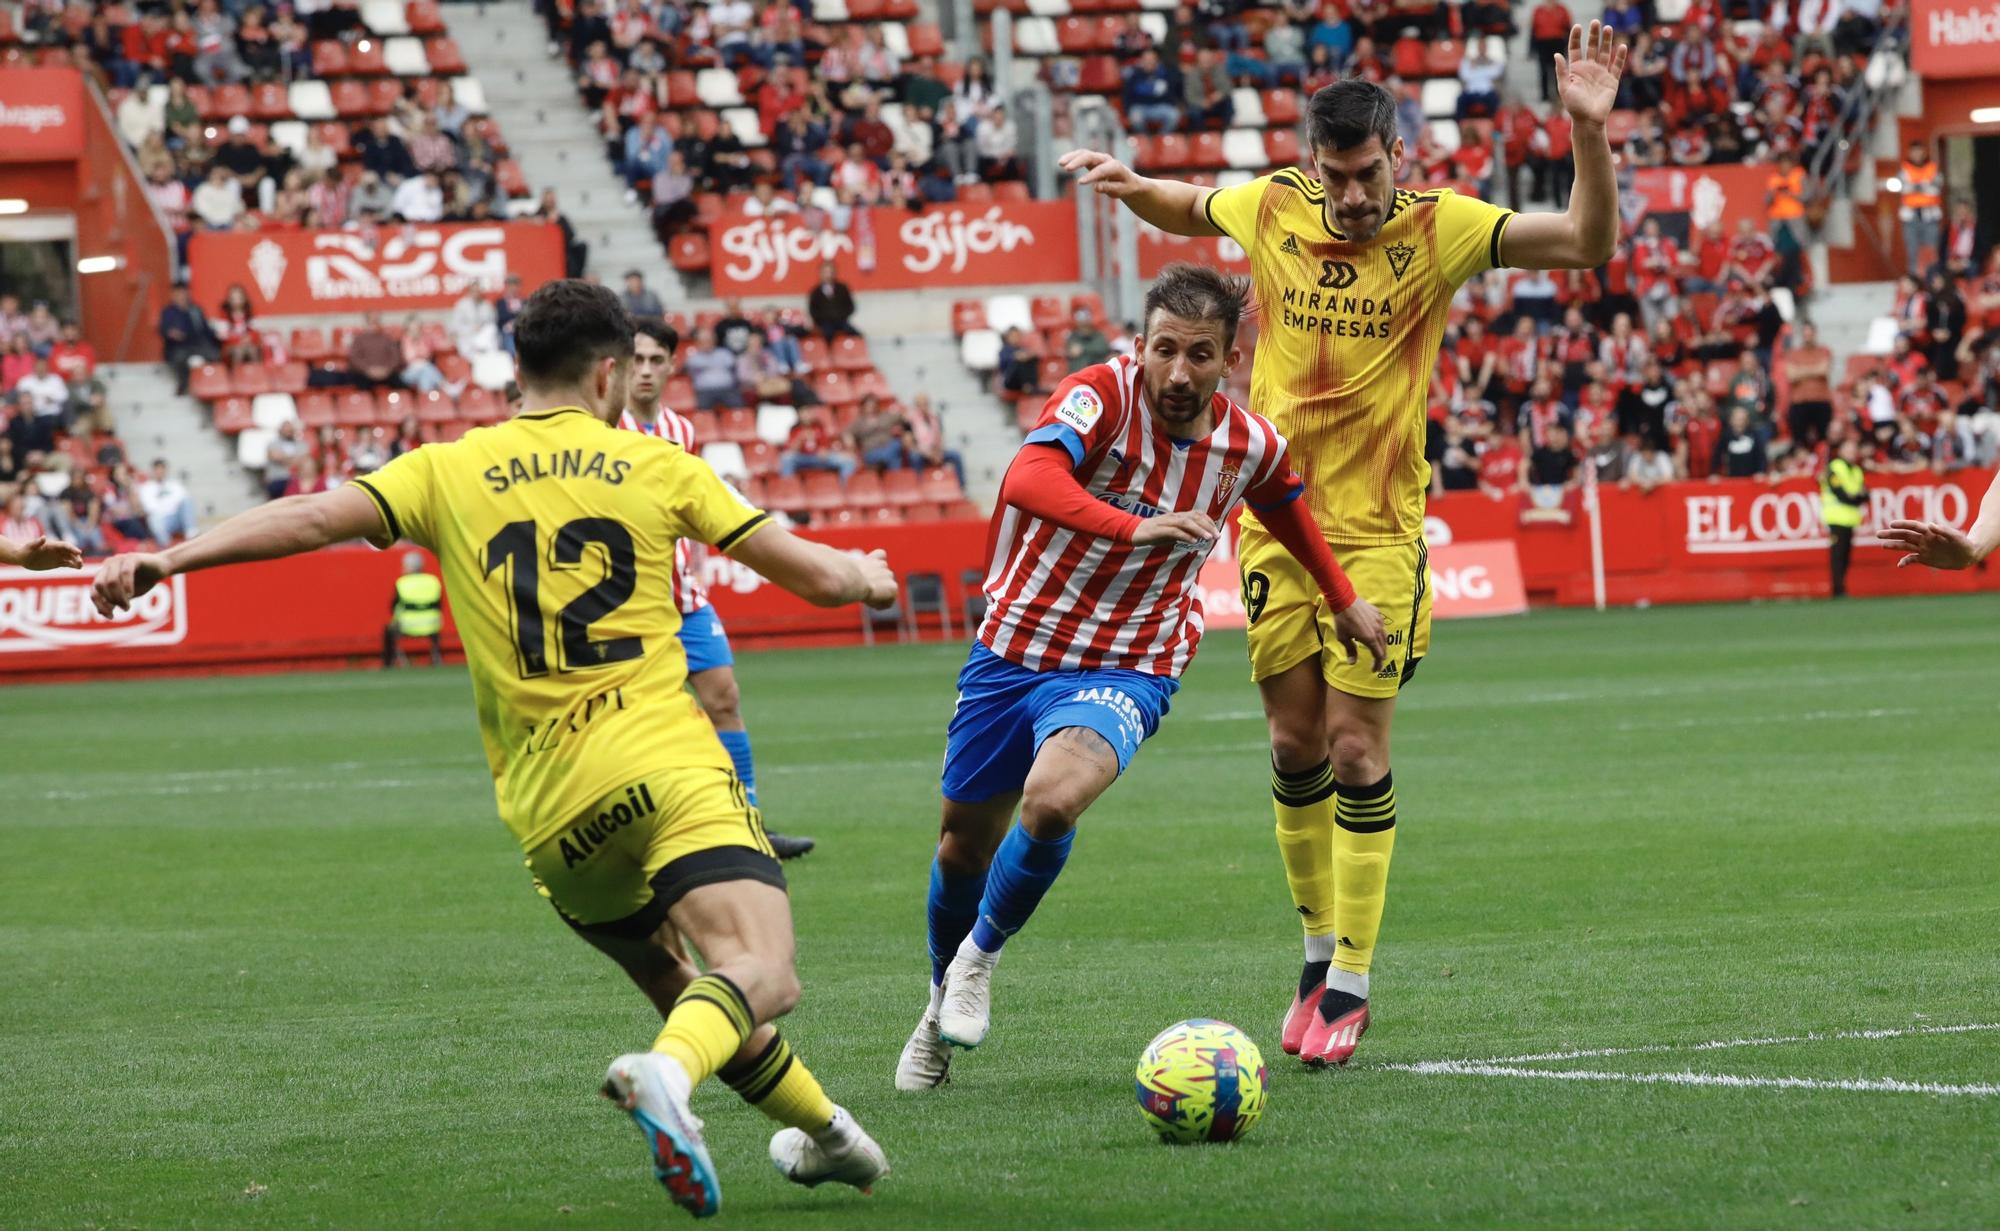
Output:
top-left (1555, 21), bottom-right (1627, 128)
top-left (1876, 519), bottom-right (1981, 571)
top-left (1132, 510), bottom-right (1219, 547)
top-left (13, 535), bottom-right (84, 571)
top-left (1059, 149), bottom-right (1146, 199)
top-left (1332, 597), bottom-right (1389, 672)
top-left (91, 552), bottom-right (171, 617)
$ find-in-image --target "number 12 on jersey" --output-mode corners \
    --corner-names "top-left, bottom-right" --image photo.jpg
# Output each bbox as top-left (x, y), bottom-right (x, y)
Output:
top-left (485, 518), bottom-right (645, 677)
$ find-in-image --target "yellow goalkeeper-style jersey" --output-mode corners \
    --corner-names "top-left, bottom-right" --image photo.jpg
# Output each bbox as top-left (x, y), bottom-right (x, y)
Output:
top-left (1204, 169), bottom-right (1513, 546)
top-left (351, 406), bottom-right (772, 850)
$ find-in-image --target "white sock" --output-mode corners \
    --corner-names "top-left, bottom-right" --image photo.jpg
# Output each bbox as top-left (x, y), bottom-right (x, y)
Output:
top-left (812, 1105), bottom-right (859, 1151)
top-left (926, 981), bottom-right (944, 1013)
top-left (955, 932), bottom-right (1000, 965)
top-left (1304, 933), bottom-right (1336, 964)
top-left (1329, 969), bottom-right (1369, 999)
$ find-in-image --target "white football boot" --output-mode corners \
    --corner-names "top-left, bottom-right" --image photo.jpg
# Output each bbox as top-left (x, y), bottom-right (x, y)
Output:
top-left (769, 1105), bottom-right (890, 1192)
top-left (893, 982), bottom-right (952, 1090)
top-left (936, 942), bottom-right (998, 1048)
top-left (601, 1052), bottom-right (721, 1218)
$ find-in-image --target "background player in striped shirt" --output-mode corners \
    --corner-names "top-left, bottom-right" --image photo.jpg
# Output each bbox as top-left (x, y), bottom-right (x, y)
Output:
top-left (619, 317), bottom-right (815, 860)
top-left (1063, 22), bottom-right (1627, 1065)
top-left (895, 264), bottom-right (1388, 1091)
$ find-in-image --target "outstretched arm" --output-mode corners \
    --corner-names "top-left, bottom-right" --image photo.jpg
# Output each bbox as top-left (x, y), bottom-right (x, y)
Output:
top-left (1877, 469), bottom-right (2000, 570)
top-left (726, 523), bottom-right (898, 608)
top-left (1500, 22), bottom-right (1627, 271)
top-left (0, 534), bottom-right (84, 571)
top-left (1057, 149), bottom-right (1222, 238)
top-left (1000, 443), bottom-right (1218, 546)
top-left (92, 487), bottom-right (386, 615)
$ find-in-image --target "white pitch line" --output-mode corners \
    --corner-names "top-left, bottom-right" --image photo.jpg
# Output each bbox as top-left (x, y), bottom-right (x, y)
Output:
top-left (1384, 1060), bottom-right (2000, 1097)
top-left (1481, 1021), bottom-right (2000, 1065)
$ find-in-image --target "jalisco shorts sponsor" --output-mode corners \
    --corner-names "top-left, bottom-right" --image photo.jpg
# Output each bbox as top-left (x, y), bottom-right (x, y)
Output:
top-left (525, 765), bottom-right (785, 938)
top-left (940, 640), bottom-right (1179, 802)
top-left (1238, 520), bottom-right (1430, 700)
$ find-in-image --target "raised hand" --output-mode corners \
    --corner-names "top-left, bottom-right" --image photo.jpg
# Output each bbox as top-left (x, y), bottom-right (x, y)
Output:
top-left (1132, 510), bottom-right (1219, 547)
top-left (1058, 149), bottom-right (1145, 199)
top-left (1554, 21), bottom-right (1627, 128)
top-left (12, 535), bottom-right (84, 571)
top-left (1876, 519), bottom-right (1982, 571)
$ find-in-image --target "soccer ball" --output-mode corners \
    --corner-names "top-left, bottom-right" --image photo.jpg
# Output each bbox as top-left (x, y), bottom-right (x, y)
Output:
top-left (1133, 1019), bottom-right (1268, 1144)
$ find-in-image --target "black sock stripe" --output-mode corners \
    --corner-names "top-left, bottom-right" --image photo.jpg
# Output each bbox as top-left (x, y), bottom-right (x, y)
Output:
top-left (737, 1051), bottom-right (796, 1104)
top-left (1273, 760), bottom-right (1338, 806)
top-left (1273, 758), bottom-right (1334, 788)
top-left (1335, 771), bottom-right (1394, 803)
top-left (1334, 813), bottom-right (1396, 834)
top-left (677, 992), bottom-right (751, 1037)
top-left (679, 973), bottom-right (754, 1036)
top-left (717, 1030), bottom-right (785, 1087)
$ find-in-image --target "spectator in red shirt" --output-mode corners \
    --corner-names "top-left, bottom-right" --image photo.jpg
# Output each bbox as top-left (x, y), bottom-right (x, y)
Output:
top-left (1450, 138), bottom-right (1493, 200)
top-left (1527, 0), bottom-right (1572, 101)
top-left (841, 99), bottom-right (895, 165)
top-left (1531, 103), bottom-right (1574, 206)
top-left (779, 406), bottom-right (859, 483)
top-left (1477, 432), bottom-right (1524, 499)
top-left (283, 452), bottom-right (338, 498)
top-left (1684, 222), bottom-right (1731, 295)
top-left (1900, 369), bottom-right (1950, 431)
top-left (1455, 316), bottom-right (1498, 406)
top-left (1520, 377), bottom-right (1570, 449)
top-left (1494, 315), bottom-right (1542, 423)
top-left (1679, 395), bottom-right (1723, 479)
top-left (49, 322), bottom-right (96, 385)
top-left (1631, 217), bottom-right (1681, 329)
top-left (1724, 218), bottom-right (1778, 290)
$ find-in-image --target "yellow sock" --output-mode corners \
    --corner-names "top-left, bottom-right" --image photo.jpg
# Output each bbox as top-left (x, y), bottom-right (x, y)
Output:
top-left (1331, 772), bottom-right (1397, 977)
top-left (652, 973), bottom-right (754, 1089)
top-left (1272, 758), bottom-right (1338, 945)
top-left (718, 1030), bottom-right (834, 1133)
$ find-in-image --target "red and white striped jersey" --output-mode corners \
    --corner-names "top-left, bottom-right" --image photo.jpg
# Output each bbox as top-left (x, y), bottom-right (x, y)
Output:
top-left (979, 355), bottom-right (1304, 678)
top-left (619, 405), bottom-right (711, 615)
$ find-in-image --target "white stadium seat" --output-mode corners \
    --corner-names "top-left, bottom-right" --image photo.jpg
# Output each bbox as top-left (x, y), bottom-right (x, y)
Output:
top-left (1864, 316), bottom-right (1899, 354)
top-left (1215, 169), bottom-right (1255, 188)
top-left (1013, 18), bottom-right (1060, 55)
top-left (268, 120), bottom-right (308, 159)
top-left (1222, 129), bottom-right (1267, 169)
top-left (880, 24), bottom-right (911, 58)
top-left (287, 80), bottom-right (336, 121)
top-left (811, 0), bottom-right (849, 20)
top-left (1230, 88), bottom-right (1266, 129)
top-left (701, 442), bottom-right (749, 482)
top-left (1138, 12), bottom-right (1168, 42)
top-left (1429, 119), bottom-right (1461, 153)
top-left (756, 405), bottom-right (800, 445)
top-left (1478, 35), bottom-right (1507, 62)
top-left (384, 36), bottom-right (431, 76)
top-left (696, 67), bottom-right (745, 108)
top-left (451, 76), bottom-right (488, 114)
top-left (251, 393), bottom-right (298, 432)
top-left (360, 0), bottom-right (411, 34)
top-left (472, 350), bottom-right (516, 390)
top-left (1139, 0), bottom-right (1176, 10)
top-left (236, 427), bottom-right (272, 470)
top-left (722, 108), bottom-right (765, 147)
top-left (960, 329), bottom-right (1003, 372)
top-left (1654, 0), bottom-right (1689, 17)
top-left (1026, 0), bottom-right (1071, 15)
top-left (1420, 78), bottom-right (1461, 119)
top-left (983, 294), bottom-right (1033, 334)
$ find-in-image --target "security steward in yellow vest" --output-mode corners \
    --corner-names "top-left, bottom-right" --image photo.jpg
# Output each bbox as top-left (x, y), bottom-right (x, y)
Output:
top-left (1820, 435), bottom-right (1868, 599)
top-left (384, 550), bottom-right (445, 666)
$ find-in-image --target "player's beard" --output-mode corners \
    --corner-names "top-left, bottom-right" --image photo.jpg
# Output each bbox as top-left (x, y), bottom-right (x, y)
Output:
top-left (1153, 384), bottom-right (1213, 433)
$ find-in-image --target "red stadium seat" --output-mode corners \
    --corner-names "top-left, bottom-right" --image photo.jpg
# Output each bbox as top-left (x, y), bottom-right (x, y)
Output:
top-left (289, 328), bottom-right (331, 362)
top-left (832, 335), bottom-right (872, 369)
top-left (881, 468), bottom-right (924, 506)
top-left (664, 376), bottom-right (696, 408)
top-left (1130, 135), bottom-right (1164, 171)
top-left (232, 363), bottom-right (274, 397)
top-left (251, 82), bottom-right (290, 120)
top-left (458, 387), bottom-right (500, 422)
top-left (331, 80), bottom-right (373, 116)
top-left (952, 300), bottom-right (986, 335)
top-left (1705, 360), bottom-right (1739, 398)
top-left (1153, 134), bottom-right (1190, 169)
top-left (1036, 356), bottom-right (1065, 390)
top-left (270, 361), bottom-right (308, 394)
top-left (668, 232), bottom-right (710, 273)
top-left (666, 71), bottom-right (700, 109)
top-left (495, 160), bottom-right (530, 198)
top-left (406, 0), bottom-right (446, 33)
top-left (1392, 37), bottom-right (1427, 79)
top-left (1070, 292), bottom-right (1107, 326)
top-left (315, 122), bottom-right (352, 157)
top-left (882, 0), bottom-right (918, 17)
top-left (761, 474), bottom-right (808, 514)
top-left (848, 0), bottom-right (886, 17)
top-left (1421, 39), bottom-right (1463, 78)
top-left (718, 409), bottom-right (758, 442)
top-left (1606, 110), bottom-right (1640, 148)
top-left (907, 23), bottom-right (945, 57)
top-left (347, 38), bottom-right (387, 74)
top-left (189, 363), bottom-right (233, 401)
top-left (801, 471), bottom-right (845, 513)
top-left (366, 77), bottom-right (403, 115)
top-left (1264, 128), bottom-right (1301, 168)
top-left (814, 371), bottom-right (855, 406)
top-left (416, 389), bottom-right (457, 423)
top-left (296, 392), bottom-right (336, 427)
top-left (1077, 55), bottom-right (1120, 93)
top-left (937, 500), bottom-right (982, 521)
top-left (994, 180), bottom-right (1031, 202)
top-left (424, 38), bottom-right (466, 75)
top-left (903, 502), bottom-right (942, 524)
top-left (1189, 132), bottom-right (1226, 169)
top-left (742, 440), bottom-right (778, 474)
top-left (334, 391), bottom-right (379, 426)
top-left (920, 466), bottom-right (965, 504)
top-left (1031, 295), bottom-right (1067, 332)
top-left (844, 470), bottom-right (887, 507)
top-left (311, 40), bottom-right (349, 77)
top-left (851, 369), bottom-right (892, 401)
top-left (1262, 89), bottom-right (1299, 127)
top-left (1056, 16), bottom-right (1095, 52)
top-left (211, 397), bottom-right (254, 434)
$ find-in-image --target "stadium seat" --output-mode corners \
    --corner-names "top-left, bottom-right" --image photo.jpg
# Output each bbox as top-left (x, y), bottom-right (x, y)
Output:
top-left (311, 40), bottom-right (350, 77)
top-left (879, 24), bottom-right (911, 58)
top-left (952, 300), bottom-right (986, 336)
top-left (231, 363), bottom-right (273, 398)
top-left (881, 469), bottom-right (925, 506)
top-left (268, 120), bottom-right (309, 159)
top-left (904, 502), bottom-right (942, 524)
top-left (985, 295), bottom-right (1034, 334)
top-left (415, 389), bottom-right (456, 423)
top-left (471, 351), bottom-right (515, 390)
top-left (424, 37), bottom-right (465, 75)
top-left (1430, 120), bottom-right (1461, 153)
top-left (296, 392), bottom-right (336, 427)
top-left (801, 471), bottom-right (845, 514)
top-left (248, 393), bottom-right (297, 432)
top-left (959, 183), bottom-right (994, 203)
top-left (844, 470), bottom-right (886, 507)
top-left (1264, 128), bottom-right (1301, 168)
top-left (761, 473), bottom-right (808, 514)
top-left (361, 0), bottom-right (412, 33)
top-left (1077, 55), bottom-right (1119, 93)
top-left (1422, 40), bottom-right (1463, 78)
top-left (755, 405), bottom-right (799, 445)
top-left (815, 371), bottom-right (855, 406)
top-left (208, 84), bottom-right (253, 121)
top-left (715, 409), bottom-right (756, 443)
top-left (1030, 0), bottom-right (1073, 14)
top-left (336, 391), bottom-right (380, 427)
top-left (907, 23), bottom-right (945, 57)
top-left (406, 0), bottom-right (446, 32)
top-left (235, 427), bottom-right (272, 470)
top-left (811, 0), bottom-right (849, 19)
top-left (1262, 89), bottom-right (1300, 127)
top-left (1419, 79), bottom-right (1461, 119)
top-left (451, 76), bottom-right (488, 114)
top-left (331, 80), bottom-right (372, 117)
top-left (832, 335), bottom-right (872, 372)
top-left (961, 329), bottom-right (1002, 371)
top-left (383, 35), bottom-right (429, 75)
top-left (1031, 296), bottom-right (1068, 332)
top-left (1071, 292), bottom-right (1108, 326)
top-left (457, 387), bottom-right (500, 422)
top-left (1014, 17), bottom-right (1061, 55)
top-left (1221, 129), bottom-right (1265, 170)
top-left (696, 67), bottom-right (745, 108)
top-left (211, 397), bottom-right (255, 435)
top-left (1230, 88), bottom-right (1266, 129)
top-left (252, 82), bottom-right (291, 121)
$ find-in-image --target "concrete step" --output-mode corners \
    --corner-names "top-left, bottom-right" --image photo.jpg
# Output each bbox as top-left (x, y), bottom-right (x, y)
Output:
top-left (99, 362), bottom-right (262, 525)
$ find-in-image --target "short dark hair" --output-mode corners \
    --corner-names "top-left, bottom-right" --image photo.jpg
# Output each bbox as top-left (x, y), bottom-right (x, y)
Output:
top-left (1306, 79), bottom-right (1397, 155)
top-left (512, 279), bottom-right (633, 387)
top-left (1142, 263), bottom-right (1252, 347)
top-left (633, 316), bottom-right (681, 357)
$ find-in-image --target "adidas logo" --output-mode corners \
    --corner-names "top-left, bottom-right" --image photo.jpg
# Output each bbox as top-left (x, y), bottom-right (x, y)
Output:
top-left (1278, 233), bottom-right (1301, 256)
top-left (1338, 935), bottom-right (1357, 948)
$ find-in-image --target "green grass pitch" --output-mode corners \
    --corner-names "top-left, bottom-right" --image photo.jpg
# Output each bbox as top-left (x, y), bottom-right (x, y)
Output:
top-left (4, 595), bottom-right (1998, 1230)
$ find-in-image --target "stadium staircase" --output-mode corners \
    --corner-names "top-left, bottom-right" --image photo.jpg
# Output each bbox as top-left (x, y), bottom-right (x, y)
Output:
top-left (452, 0), bottom-right (667, 282)
top-left (100, 363), bottom-right (262, 525)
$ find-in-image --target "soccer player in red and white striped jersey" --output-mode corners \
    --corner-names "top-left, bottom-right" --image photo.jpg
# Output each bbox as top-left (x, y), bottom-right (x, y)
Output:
top-left (896, 265), bottom-right (1390, 1089)
top-left (620, 318), bottom-right (814, 860)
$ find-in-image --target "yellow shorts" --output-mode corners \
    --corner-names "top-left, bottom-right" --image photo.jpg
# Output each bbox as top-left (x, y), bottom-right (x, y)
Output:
top-left (524, 766), bottom-right (785, 939)
top-left (1239, 519), bottom-right (1431, 700)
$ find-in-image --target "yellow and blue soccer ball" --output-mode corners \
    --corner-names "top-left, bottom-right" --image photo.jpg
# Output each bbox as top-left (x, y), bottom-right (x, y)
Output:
top-left (1134, 1019), bottom-right (1267, 1144)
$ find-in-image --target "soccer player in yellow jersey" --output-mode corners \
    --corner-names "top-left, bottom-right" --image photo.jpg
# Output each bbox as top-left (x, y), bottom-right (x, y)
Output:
top-left (1063, 22), bottom-right (1627, 1066)
top-left (90, 280), bottom-right (899, 1218)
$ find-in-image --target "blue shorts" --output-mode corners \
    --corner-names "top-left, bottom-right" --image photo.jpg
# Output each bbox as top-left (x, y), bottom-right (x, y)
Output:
top-left (678, 604), bottom-right (734, 675)
top-left (940, 641), bottom-right (1179, 803)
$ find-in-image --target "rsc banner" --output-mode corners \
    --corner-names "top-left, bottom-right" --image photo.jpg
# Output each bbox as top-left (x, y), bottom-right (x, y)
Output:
top-left (189, 222), bottom-right (564, 316)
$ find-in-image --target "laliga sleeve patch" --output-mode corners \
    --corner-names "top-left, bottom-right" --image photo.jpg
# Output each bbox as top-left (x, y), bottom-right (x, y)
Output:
top-left (1054, 386), bottom-right (1104, 435)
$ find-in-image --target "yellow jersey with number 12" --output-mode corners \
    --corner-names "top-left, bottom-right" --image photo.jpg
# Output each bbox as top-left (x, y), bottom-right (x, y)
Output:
top-left (1204, 170), bottom-right (1513, 546)
top-left (351, 406), bottom-right (771, 849)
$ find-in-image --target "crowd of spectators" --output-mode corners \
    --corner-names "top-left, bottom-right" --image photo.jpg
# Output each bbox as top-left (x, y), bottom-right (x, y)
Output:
top-left (0, 297), bottom-right (198, 557)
